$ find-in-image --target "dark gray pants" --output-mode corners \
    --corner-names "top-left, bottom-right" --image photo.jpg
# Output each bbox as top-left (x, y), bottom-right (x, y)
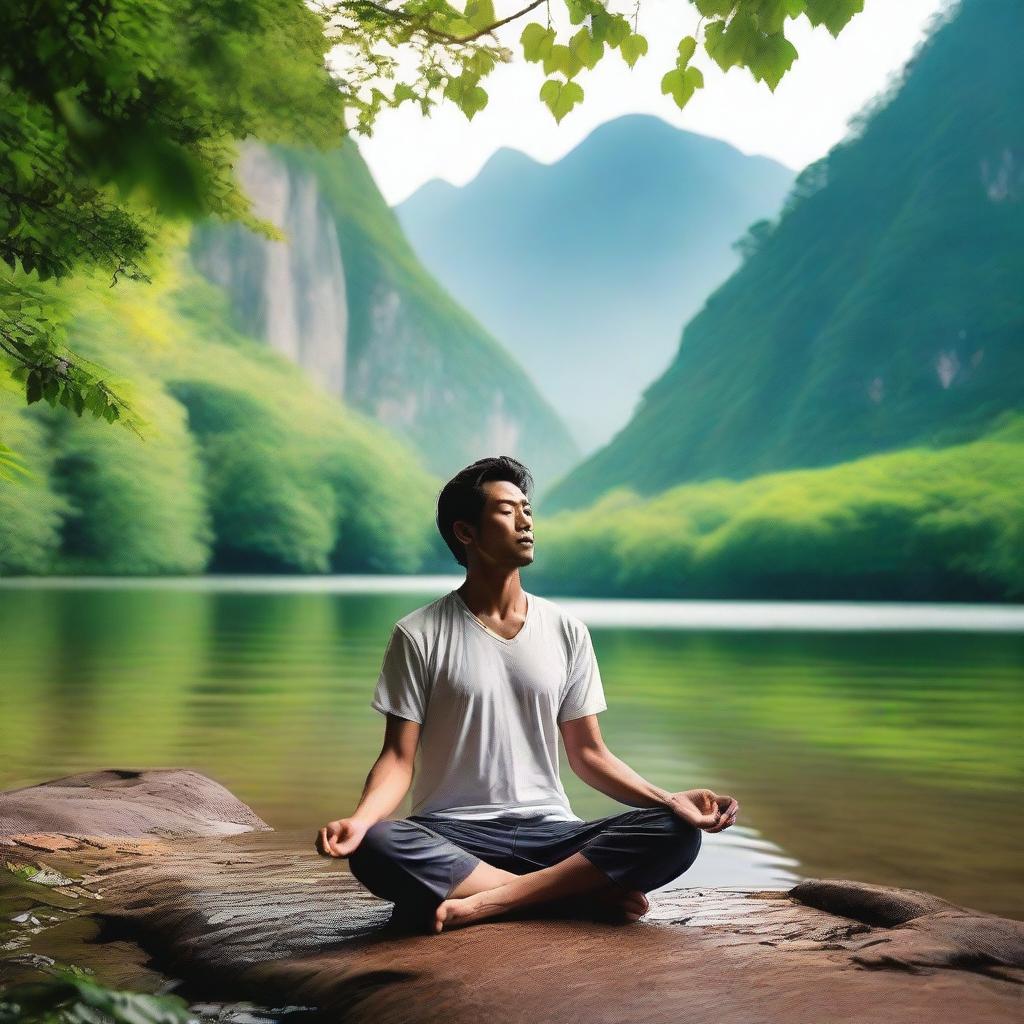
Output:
top-left (347, 805), bottom-right (702, 917)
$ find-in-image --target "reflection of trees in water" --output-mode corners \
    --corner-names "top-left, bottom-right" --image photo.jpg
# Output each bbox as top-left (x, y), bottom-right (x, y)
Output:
top-left (589, 626), bottom-right (1024, 917)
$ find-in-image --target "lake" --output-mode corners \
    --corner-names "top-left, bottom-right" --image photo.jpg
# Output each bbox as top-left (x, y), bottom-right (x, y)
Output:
top-left (1, 576), bottom-right (1021, 918)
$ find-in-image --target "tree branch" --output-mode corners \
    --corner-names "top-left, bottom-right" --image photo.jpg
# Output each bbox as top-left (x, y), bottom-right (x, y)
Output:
top-left (338, 0), bottom-right (547, 45)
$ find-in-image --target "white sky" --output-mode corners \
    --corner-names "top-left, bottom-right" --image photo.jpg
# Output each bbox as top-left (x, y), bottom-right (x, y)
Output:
top-left (333, 0), bottom-right (955, 206)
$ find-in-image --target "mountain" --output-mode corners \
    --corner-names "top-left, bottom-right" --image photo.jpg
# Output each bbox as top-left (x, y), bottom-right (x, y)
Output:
top-left (395, 114), bottom-right (796, 452)
top-left (189, 139), bottom-right (579, 491)
top-left (542, 0), bottom-right (1024, 513)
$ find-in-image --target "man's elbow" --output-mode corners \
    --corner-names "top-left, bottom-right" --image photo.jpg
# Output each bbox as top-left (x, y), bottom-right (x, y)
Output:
top-left (567, 741), bottom-right (612, 778)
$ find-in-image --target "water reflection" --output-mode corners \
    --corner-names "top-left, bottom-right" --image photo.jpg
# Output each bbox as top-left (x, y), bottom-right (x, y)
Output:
top-left (0, 578), bottom-right (1020, 917)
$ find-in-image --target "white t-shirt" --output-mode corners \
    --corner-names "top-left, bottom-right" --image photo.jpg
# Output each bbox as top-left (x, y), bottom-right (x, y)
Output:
top-left (371, 588), bottom-right (607, 822)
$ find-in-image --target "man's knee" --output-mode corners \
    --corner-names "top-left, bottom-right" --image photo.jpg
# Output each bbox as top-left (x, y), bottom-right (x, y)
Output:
top-left (655, 807), bottom-right (703, 873)
top-left (347, 820), bottom-right (401, 889)
top-left (671, 818), bottom-right (702, 872)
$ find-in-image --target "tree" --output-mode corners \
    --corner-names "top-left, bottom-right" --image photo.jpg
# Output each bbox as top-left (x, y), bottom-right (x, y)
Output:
top-left (320, 0), bottom-right (864, 128)
top-left (1, 0), bottom-right (348, 466)
top-left (0, 0), bottom-right (865, 476)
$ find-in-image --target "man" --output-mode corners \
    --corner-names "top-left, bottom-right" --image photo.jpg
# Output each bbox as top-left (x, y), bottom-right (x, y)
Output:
top-left (316, 456), bottom-right (739, 934)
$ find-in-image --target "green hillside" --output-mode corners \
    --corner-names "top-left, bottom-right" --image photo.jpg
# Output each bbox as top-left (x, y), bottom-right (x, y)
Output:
top-left (543, 0), bottom-right (1024, 512)
top-left (0, 225), bottom-right (446, 575)
top-left (189, 140), bottom-right (580, 490)
top-left (529, 413), bottom-right (1024, 602)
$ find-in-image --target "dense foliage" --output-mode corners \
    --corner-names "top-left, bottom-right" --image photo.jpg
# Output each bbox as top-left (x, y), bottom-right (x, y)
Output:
top-left (530, 413), bottom-right (1024, 601)
top-left (1, 0), bottom-right (347, 464)
top-left (0, 225), bottom-right (444, 575)
top-left (0, 962), bottom-right (195, 1024)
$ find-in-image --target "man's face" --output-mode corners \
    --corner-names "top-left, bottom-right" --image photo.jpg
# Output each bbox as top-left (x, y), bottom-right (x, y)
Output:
top-left (458, 480), bottom-right (534, 568)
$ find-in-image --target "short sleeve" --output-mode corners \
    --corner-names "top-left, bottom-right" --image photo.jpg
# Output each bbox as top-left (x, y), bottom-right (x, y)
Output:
top-left (371, 625), bottom-right (428, 724)
top-left (558, 624), bottom-right (607, 723)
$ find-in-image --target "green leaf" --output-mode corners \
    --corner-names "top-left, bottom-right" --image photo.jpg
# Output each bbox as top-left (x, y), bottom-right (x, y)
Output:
top-left (539, 78), bottom-right (585, 123)
top-left (749, 31), bottom-right (799, 90)
top-left (42, 374), bottom-right (60, 405)
top-left (543, 44), bottom-right (584, 80)
top-left (564, 0), bottom-right (589, 25)
top-left (392, 83), bottom-right (418, 105)
top-left (704, 9), bottom-right (760, 72)
top-left (804, 0), bottom-right (864, 37)
top-left (9, 151), bottom-right (35, 184)
top-left (26, 369), bottom-right (42, 404)
top-left (461, 85), bottom-right (489, 119)
top-left (85, 385), bottom-right (107, 416)
top-left (661, 65), bottom-right (704, 109)
top-left (620, 34), bottom-right (648, 69)
top-left (602, 17), bottom-right (630, 48)
top-left (570, 28), bottom-right (604, 71)
top-left (521, 22), bottom-right (556, 63)
top-left (677, 35), bottom-right (697, 66)
top-left (753, 0), bottom-right (791, 34)
top-left (694, 0), bottom-right (738, 15)
top-left (465, 0), bottom-right (495, 31)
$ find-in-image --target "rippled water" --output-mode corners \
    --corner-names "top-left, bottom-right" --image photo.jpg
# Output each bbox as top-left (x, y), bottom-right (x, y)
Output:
top-left (1, 577), bottom-right (1021, 917)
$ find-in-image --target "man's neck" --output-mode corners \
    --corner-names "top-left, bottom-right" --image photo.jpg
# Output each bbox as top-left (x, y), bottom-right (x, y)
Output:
top-left (456, 572), bottom-right (526, 621)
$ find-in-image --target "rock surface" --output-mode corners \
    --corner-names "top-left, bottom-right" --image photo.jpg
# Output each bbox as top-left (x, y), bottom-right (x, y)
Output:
top-left (0, 769), bottom-right (272, 841)
top-left (2, 768), bottom-right (1022, 1022)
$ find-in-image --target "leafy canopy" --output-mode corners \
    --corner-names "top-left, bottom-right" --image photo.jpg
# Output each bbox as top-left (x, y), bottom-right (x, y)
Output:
top-left (0, 0), bottom-right (864, 475)
top-left (321, 0), bottom-right (863, 127)
top-left (1, 0), bottom-right (347, 462)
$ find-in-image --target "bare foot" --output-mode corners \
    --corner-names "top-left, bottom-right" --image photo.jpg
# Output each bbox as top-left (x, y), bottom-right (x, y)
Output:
top-left (584, 885), bottom-right (649, 922)
top-left (544, 884), bottom-right (649, 922)
top-left (433, 886), bottom-right (649, 933)
top-left (434, 892), bottom-right (490, 933)
top-left (548, 886), bottom-right (650, 925)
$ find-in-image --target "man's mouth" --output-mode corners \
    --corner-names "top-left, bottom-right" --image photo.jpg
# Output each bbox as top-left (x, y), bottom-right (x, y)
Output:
top-left (518, 538), bottom-right (534, 545)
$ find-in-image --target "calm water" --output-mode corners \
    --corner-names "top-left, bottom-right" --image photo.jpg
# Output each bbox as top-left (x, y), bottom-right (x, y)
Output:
top-left (1, 577), bottom-right (1022, 918)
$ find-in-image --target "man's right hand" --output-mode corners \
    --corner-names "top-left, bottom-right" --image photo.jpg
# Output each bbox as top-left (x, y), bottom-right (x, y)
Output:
top-left (316, 817), bottom-right (370, 858)
top-left (667, 788), bottom-right (739, 832)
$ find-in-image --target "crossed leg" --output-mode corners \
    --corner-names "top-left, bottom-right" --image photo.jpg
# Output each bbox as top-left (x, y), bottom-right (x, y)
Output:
top-left (348, 813), bottom-right (693, 934)
top-left (446, 855), bottom-right (649, 927)
top-left (436, 851), bottom-right (647, 933)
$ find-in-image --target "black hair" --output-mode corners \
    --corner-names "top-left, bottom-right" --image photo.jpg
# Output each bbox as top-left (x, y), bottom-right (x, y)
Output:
top-left (436, 456), bottom-right (534, 567)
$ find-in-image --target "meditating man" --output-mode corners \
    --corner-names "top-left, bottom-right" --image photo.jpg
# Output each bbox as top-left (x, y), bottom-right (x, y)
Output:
top-left (315, 455), bottom-right (739, 934)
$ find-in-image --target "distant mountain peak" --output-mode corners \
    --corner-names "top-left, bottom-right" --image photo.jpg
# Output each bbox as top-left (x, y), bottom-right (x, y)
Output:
top-left (396, 116), bottom-right (796, 455)
top-left (540, 0), bottom-right (1024, 511)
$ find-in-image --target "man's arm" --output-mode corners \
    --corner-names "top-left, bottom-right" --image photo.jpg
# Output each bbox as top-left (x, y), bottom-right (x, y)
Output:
top-left (559, 715), bottom-right (675, 809)
top-left (317, 714), bottom-right (419, 857)
top-left (559, 715), bottom-right (739, 831)
top-left (349, 714), bottom-right (420, 825)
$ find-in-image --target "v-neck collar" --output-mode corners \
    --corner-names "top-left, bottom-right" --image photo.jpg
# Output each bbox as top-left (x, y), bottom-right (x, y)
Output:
top-left (452, 589), bottom-right (532, 645)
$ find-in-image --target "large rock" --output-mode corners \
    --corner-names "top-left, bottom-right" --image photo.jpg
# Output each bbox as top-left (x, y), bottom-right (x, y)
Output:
top-left (2, 769), bottom-right (1021, 1022)
top-left (0, 769), bottom-right (272, 841)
